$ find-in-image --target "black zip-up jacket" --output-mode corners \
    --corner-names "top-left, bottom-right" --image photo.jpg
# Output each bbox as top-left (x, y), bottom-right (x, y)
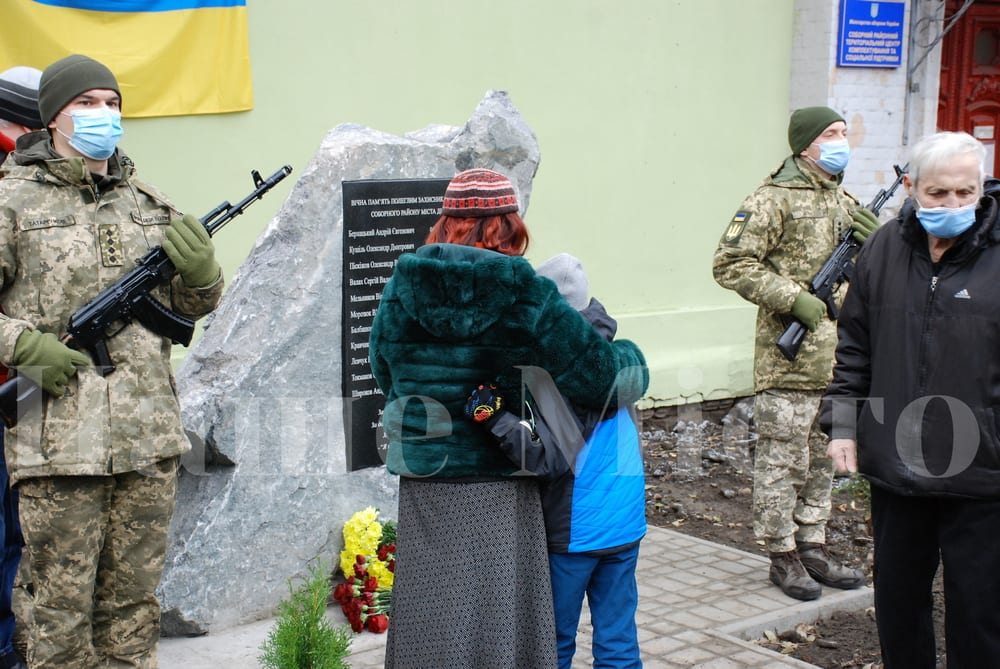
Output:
top-left (820, 179), bottom-right (1000, 499)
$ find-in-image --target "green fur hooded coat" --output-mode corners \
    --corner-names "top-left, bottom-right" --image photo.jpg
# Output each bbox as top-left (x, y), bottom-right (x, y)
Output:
top-left (369, 243), bottom-right (648, 479)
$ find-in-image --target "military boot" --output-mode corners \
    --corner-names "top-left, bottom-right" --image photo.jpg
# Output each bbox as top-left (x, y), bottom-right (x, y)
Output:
top-left (797, 542), bottom-right (866, 589)
top-left (768, 550), bottom-right (822, 601)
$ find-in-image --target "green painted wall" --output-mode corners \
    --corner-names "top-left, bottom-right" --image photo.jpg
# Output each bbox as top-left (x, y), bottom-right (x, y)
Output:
top-left (115, 0), bottom-right (795, 406)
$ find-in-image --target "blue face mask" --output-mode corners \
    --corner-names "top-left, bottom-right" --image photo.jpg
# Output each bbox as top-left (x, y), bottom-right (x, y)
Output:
top-left (58, 108), bottom-right (123, 160)
top-left (915, 199), bottom-right (978, 239)
top-left (813, 139), bottom-right (850, 175)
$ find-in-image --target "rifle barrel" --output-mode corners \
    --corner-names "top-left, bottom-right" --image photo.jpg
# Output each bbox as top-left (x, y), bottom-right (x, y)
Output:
top-left (205, 165), bottom-right (293, 236)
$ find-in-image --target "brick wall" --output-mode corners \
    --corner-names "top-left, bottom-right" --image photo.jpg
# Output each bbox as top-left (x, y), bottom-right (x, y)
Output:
top-left (789, 0), bottom-right (942, 213)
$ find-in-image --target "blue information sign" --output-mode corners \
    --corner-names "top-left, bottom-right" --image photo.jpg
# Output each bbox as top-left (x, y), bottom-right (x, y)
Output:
top-left (837, 0), bottom-right (905, 68)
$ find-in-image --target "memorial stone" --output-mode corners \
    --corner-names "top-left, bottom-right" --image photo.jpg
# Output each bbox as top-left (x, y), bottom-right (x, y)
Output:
top-left (158, 90), bottom-right (541, 635)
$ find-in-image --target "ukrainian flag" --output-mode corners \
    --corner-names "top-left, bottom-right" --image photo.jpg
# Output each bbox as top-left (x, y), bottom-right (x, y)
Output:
top-left (0, 0), bottom-right (252, 118)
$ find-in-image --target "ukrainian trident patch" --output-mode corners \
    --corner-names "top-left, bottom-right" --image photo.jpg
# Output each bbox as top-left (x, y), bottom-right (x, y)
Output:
top-left (723, 210), bottom-right (752, 244)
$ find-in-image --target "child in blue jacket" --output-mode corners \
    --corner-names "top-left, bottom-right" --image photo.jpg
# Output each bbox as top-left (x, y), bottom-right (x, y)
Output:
top-left (465, 253), bottom-right (646, 669)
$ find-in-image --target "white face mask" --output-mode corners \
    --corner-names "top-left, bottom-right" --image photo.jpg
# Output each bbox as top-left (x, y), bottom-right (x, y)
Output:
top-left (58, 108), bottom-right (123, 160)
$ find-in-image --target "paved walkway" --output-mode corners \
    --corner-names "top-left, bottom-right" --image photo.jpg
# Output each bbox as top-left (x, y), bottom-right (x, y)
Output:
top-left (159, 525), bottom-right (872, 668)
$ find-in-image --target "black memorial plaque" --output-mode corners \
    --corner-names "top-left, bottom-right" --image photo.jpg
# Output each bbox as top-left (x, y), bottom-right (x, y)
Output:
top-left (342, 178), bottom-right (450, 471)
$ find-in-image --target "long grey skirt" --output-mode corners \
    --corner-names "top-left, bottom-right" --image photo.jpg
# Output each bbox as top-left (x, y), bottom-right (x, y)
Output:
top-left (384, 477), bottom-right (558, 669)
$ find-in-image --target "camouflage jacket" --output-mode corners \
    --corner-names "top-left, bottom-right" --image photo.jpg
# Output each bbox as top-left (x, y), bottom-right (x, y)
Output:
top-left (712, 156), bottom-right (860, 392)
top-left (0, 132), bottom-right (223, 483)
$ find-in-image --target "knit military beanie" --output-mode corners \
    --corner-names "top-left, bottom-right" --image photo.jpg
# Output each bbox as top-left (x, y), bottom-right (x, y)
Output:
top-left (0, 66), bottom-right (42, 129)
top-left (442, 168), bottom-right (519, 217)
top-left (536, 253), bottom-right (589, 311)
top-left (787, 106), bottom-right (845, 155)
top-left (38, 54), bottom-right (121, 127)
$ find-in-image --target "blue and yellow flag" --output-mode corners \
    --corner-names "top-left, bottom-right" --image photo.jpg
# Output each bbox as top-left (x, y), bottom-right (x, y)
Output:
top-left (0, 0), bottom-right (253, 118)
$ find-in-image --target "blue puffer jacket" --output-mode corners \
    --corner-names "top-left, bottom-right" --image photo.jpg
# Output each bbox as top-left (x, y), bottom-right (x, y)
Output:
top-left (486, 299), bottom-right (647, 554)
top-left (369, 243), bottom-right (649, 479)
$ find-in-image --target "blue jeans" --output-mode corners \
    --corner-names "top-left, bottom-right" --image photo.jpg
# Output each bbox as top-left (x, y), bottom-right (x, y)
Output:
top-left (0, 434), bottom-right (21, 656)
top-left (549, 544), bottom-right (642, 669)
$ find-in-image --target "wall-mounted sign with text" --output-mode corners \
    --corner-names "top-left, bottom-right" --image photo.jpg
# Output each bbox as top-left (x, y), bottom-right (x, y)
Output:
top-left (837, 0), bottom-right (905, 68)
top-left (340, 178), bottom-right (450, 471)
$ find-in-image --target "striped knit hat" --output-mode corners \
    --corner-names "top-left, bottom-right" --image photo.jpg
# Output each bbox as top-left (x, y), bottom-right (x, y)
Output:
top-left (442, 168), bottom-right (519, 217)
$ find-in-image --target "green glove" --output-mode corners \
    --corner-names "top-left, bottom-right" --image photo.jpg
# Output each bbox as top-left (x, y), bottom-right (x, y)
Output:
top-left (791, 291), bottom-right (826, 332)
top-left (12, 330), bottom-right (90, 397)
top-left (850, 208), bottom-right (880, 243)
top-left (163, 214), bottom-right (220, 287)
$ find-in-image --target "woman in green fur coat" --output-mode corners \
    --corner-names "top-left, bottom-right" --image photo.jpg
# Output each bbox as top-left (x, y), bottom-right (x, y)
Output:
top-left (369, 169), bottom-right (648, 669)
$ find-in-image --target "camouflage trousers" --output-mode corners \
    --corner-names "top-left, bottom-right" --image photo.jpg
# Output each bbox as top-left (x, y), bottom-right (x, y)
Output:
top-left (15, 457), bottom-right (179, 669)
top-left (752, 389), bottom-right (833, 553)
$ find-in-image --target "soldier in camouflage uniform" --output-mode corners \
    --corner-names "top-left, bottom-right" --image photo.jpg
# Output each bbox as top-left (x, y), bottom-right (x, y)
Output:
top-left (0, 55), bottom-right (223, 667)
top-left (712, 107), bottom-right (876, 601)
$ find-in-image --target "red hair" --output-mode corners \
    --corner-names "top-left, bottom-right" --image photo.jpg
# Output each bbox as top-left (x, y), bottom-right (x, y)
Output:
top-left (424, 212), bottom-right (530, 257)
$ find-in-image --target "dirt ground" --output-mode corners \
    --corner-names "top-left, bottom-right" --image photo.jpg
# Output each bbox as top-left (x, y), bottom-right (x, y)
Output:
top-left (640, 398), bottom-right (947, 669)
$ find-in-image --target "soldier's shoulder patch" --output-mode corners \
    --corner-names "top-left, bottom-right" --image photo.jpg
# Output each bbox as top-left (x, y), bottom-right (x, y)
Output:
top-left (722, 210), bottom-right (752, 245)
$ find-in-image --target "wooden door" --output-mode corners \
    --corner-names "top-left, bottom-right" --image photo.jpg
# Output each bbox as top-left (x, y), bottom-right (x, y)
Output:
top-left (939, 1), bottom-right (1000, 176)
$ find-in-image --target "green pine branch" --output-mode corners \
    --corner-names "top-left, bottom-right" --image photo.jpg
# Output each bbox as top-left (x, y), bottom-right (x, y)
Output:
top-left (259, 561), bottom-right (353, 669)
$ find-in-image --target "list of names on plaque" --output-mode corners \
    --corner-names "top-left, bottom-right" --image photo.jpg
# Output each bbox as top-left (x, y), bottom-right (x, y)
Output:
top-left (341, 178), bottom-right (450, 470)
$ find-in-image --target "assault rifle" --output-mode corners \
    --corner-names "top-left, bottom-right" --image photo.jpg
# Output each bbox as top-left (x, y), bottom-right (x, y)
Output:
top-left (775, 163), bottom-right (908, 362)
top-left (0, 164), bottom-right (294, 428)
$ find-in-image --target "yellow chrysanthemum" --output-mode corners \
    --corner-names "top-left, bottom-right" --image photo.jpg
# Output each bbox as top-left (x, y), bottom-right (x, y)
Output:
top-left (369, 558), bottom-right (395, 589)
top-left (340, 507), bottom-right (383, 579)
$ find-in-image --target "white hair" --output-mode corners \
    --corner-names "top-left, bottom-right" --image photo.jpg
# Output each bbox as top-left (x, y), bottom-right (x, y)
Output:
top-left (908, 131), bottom-right (986, 188)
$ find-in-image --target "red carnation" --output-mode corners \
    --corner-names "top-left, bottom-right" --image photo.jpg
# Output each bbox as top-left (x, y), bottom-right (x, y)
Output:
top-left (338, 511), bottom-right (396, 633)
top-left (333, 582), bottom-right (354, 605)
top-left (377, 543), bottom-right (396, 561)
top-left (367, 614), bottom-right (389, 634)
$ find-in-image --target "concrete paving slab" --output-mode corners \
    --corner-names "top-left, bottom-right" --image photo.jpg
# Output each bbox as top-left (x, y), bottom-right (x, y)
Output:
top-left (158, 526), bottom-right (873, 668)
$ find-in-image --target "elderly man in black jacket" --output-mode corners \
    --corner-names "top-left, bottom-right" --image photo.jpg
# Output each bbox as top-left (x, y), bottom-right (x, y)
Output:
top-left (821, 131), bottom-right (1000, 669)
